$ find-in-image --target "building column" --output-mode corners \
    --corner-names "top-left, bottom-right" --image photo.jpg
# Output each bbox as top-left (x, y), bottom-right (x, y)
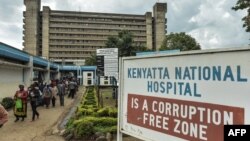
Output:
top-left (55, 65), bottom-right (60, 80)
top-left (44, 62), bottom-right (50, 83)
top-left (145, 12), bottom-right (153, 50)
top-left (153, 3), bottom-right (167, 50)
top-left (42, 6), bottom-right (50, 59)
top-left (24, 56), bottom-right (33, 87)
top-left (23, 0), bottom-right (41, 56)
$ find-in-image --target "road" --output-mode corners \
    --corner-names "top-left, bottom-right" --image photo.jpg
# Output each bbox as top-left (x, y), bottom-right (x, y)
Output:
top-left (0, 86), bottom-right (85, 141)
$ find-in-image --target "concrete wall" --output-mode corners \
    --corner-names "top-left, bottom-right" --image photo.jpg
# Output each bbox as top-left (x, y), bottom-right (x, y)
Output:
top-left (153, 3), bottom-right (167, 50)
top-left (145, 12), bottom-right (153, 50)
top-left (23, 0), bottom-right (41, 56)
top-left (0, 66), bottom-right (24, 100)
top-left (42, 6), bottom-right (50, 59)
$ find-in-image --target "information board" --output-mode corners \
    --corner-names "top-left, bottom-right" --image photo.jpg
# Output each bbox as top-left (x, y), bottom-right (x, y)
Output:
top-left (118, 48), bottom-right (250, 141)
top-left (96, 48), bottom-right (118, 80)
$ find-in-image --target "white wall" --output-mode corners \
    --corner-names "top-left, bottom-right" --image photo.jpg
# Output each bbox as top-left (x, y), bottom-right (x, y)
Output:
top-left (99, 76), bottom-right (111, 85)
top-left (0, 66), bottom-right (24, 100)
top-left (83, 71), bottom-right (94, 86)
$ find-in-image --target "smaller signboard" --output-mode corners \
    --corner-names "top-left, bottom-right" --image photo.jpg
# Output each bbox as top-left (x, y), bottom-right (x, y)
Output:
top-left (96, 48), bottom-right (118, 81)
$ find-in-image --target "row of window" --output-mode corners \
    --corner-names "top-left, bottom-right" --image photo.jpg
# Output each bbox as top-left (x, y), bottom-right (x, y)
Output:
top-left (49, 40), bottom-right (106, 44)
top-left (50, 16), bottom-right (145, 23)
top-left (49, 28), bottom-right (146, 34)
top-left (50, 51), bottom-right (94, 54)
top-left (50, 22), bottom-right (146, 28)
top-left (49, 33), bottom-right (146, 38)
top-left (50, 46), bottom-right (97, 48)
top-left (50, 45), bottom-right (103, 49)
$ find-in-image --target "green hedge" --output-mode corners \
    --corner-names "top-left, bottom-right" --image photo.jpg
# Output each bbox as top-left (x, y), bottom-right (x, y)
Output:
top-left (71, 117), bottom-right (117, 137)
top-left (66, 86), bottom-right (118, 138)
top-left (96, 107), bottom-right (117, 118)
top-left (1, 97), bottom-right (14, 109)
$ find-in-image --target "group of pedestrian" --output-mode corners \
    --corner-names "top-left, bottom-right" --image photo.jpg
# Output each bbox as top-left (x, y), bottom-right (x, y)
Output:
top-left (0, 77), bottom-right (79, 127)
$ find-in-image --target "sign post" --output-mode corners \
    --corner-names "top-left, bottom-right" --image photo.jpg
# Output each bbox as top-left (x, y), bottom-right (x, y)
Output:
top-left (118, 47), bottom-right (250, 141)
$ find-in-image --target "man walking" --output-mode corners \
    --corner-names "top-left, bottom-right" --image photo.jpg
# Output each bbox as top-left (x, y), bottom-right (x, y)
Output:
top-left (68, 78), bottom-right (77, 99)
top-left (57, 81), bottom-right (65, 106)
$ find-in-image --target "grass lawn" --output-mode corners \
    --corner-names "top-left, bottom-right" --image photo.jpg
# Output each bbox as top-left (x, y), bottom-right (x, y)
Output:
top-left (101, 88), bottom-right (117, 107)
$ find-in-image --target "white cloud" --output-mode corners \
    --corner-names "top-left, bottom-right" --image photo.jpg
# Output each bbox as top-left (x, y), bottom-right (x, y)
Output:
top-left (0, 0), bottom-right (249, 50)
top-left (186, 0), bottom-right (249, 49)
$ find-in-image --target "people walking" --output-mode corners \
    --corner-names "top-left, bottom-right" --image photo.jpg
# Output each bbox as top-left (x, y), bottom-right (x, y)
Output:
top-left (43, 84), bottom-right (52, 108)
top-left (28, 85), bottom-right (40, 121)
top-left (0, 103), bottom-right (8, 128)
top-left (50, 83), bottom-right (58, 107)
top-left (13, 84), bottom-right (28, 122)
top-left (68, 79), bottom-right (77, 99)
top-left (57, 81), bottom-right (65, 106)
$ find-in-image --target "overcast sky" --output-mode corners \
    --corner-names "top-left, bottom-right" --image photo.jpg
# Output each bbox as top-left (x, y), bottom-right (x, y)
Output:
top-left (0, 0), bottom-right (249, 50)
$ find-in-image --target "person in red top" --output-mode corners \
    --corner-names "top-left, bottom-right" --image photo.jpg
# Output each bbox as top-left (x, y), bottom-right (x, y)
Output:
top-left (14, 84), bottom-right (28, 122)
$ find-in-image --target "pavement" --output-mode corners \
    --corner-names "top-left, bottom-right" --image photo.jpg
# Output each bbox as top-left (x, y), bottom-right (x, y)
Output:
top-left (0, 86), bottom-right (85, 141)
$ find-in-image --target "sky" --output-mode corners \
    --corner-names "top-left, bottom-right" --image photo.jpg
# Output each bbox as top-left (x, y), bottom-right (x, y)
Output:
top-left (0, 0), bottom-right (249, 50)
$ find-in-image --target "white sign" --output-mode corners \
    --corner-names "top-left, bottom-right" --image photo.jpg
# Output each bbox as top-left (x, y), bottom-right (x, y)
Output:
top-left (118, 48), bottom-right (250, 141)
top-left (97, 48), bottom-right (118, 81)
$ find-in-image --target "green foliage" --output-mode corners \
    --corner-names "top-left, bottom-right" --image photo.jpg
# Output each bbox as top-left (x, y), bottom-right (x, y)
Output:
top-left (97, 107), bottom-right (110, 117)
top-left (96, 107), bottom-right (117, 117)
top-left (106, 36), bottom-right (119, 48)
top-left (108, 107), bottom-right (118, 118)
top-left (160, 32), bottom-right (201, 51)
top-left (74, 118), bottom-right (94, 137)
top-left (105, 30), bottom-right (149, 57)
top-left (72, 117), bottom-right (117, 137)
top-left (1, 97), bottom-right (14, 109)
top-left (66, 117), bottom-right (75, 130)
top-left (85, 53), bottom-right (97, 66)
top-left (66, 86), bottom-right (118, 139)
top-left (232, 0), bottom-right (250, 32)
top-left (93, 125), bottom-right (117, 134)
top-left (76, 107), bottom-right (94, 117)
top-left (83, 87), bottom-right (97, 106)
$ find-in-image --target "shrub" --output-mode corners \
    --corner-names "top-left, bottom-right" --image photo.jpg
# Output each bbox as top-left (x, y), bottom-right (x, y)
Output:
top-left (72, 117), bottom-right (117, 137)
top-left (66, 117), bottom-right (75, 130)
top-left (1, 97), bottom-right (14, 109)
top-left (76, 107), bottom-right (94, 117)
top-left (108, 107), bottom-right (118, 118)
top-left (74, 119), bottom-right (94, 138)
top-left (96, 107), bottom-right (109, 117)
top-left (84, 101), bottom-right (96, 105)
top-left (93, 125), bottom-right (117, 134)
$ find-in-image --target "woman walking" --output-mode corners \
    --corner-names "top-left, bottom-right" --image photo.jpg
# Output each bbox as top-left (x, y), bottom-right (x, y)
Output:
top-left (43, 84), bottom-right (52, 108)
top-left (13, 84), bottom-right (28, 122)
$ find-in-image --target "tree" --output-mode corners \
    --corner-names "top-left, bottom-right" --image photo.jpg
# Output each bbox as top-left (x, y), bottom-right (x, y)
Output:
top-left (160, 32), bottom-right (201, 51)
top-left (85, 53), bottom-right (96, 66)
top-left (105, 30), bottom-right (149, 57)
top-left (232, 0), bottom-right (250, 32)
top-left (105, 36), bottom-right (119, 49)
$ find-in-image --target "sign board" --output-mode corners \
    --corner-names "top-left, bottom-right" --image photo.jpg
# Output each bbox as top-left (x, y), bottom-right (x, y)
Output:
top-left (97, 48), bottom-right (118, 81)
top-left (118, 48), bottom-right (250, 141)
top-left (136, 49), bottom-right (180, 56)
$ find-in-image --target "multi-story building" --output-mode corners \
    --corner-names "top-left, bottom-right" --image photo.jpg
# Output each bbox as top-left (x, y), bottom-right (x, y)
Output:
top-left (23, 0), bottom-right (167, 64)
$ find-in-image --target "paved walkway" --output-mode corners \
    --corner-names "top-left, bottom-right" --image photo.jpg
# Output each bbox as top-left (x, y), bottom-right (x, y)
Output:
top-left (0, 86), bottom-right (85, 141)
